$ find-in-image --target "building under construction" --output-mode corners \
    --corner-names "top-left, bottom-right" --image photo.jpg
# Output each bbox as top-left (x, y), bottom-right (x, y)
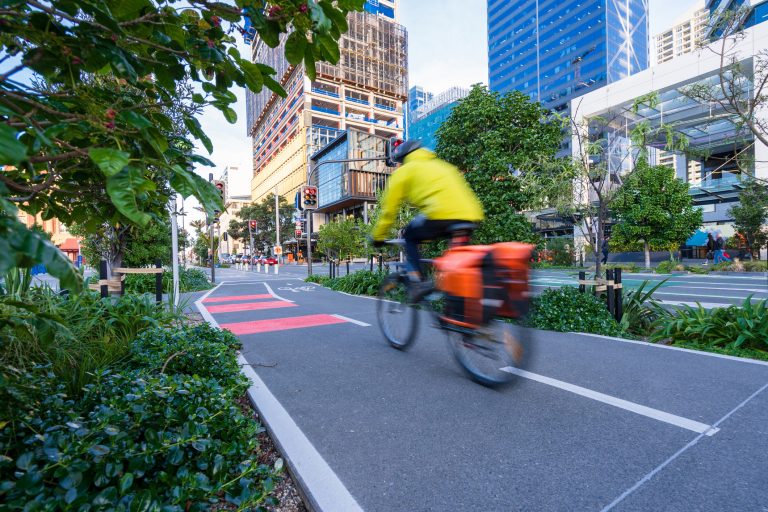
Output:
top-left (245, 0), bottom-right (407, 219)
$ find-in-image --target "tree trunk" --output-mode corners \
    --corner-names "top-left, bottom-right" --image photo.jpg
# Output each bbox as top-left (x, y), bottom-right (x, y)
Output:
top-left (644, 241), bottom-right (651, 269)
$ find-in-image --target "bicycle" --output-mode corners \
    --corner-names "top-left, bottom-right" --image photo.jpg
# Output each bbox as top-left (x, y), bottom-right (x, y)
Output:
top-left (376, 224), bottom-right (535, 387)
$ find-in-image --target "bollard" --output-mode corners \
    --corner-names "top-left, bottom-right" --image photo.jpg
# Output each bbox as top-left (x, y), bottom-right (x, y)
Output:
top-left (614, 268), bottom-right (623, 321)
top-left (606, 269), bottom-right (615, 316)
top-left (100, 260), bottom-right (108, 298)
top-left (155, 259), bottom-right (163, 305)
top-left (378, 255), bottom-right (383, 273)
top-left (369, 256), bottom-right (373, 272)
top-left (274, 263), bottom-right (279, 275)
top-left (578, 271), bottom-right (586, 294)
top-left (346, 260), bottom-right (350, 276)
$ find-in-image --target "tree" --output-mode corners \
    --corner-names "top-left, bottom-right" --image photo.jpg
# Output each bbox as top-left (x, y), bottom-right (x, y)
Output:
top-left (435, 84), bottom-right (562, 245)
top-left (0, 0), bottom-right (365, 290)
top-left (228, 194), bottom-right (294, 254)
top-left (72, 218), bottom-right (173, 268)
top-left (317, 218), bottom-right (364, 263)
top-left (730, 180), bottom-right (768, 258)
top-left (610, 163), bottom-right (703, 268)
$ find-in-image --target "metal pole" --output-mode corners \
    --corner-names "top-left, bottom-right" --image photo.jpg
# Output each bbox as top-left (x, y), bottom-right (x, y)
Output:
top-left (306, 211), bottom-right (313, 275)
top-left (275, 185), bottom-right (280, 262)
top-left (249, 226), bottom-right (254, 272)
top-left (170, 196), bottom-right (180, 308)
top-left (208, 173), bottom-right (215, 284)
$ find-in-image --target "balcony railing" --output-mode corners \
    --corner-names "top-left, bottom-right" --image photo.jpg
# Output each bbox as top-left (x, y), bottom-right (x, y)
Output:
top-left (345, 96), bottom-right (370, 105)
top-left (317, 169), bottom-right (390, 207)
top-left (312, 87), bottom-right (340, 98)
top-left (311, 105), bottom-right (340, 116)
top-left (374, 103), bottom-right (396, 111)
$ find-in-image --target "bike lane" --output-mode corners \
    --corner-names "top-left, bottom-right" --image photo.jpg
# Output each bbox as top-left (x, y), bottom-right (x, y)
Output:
top-left (197, 277), bottom-right (768, 512)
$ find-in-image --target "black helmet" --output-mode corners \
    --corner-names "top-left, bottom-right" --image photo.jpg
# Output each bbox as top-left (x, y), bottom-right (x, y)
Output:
top-left (392, 139), bottom-right (422, 164)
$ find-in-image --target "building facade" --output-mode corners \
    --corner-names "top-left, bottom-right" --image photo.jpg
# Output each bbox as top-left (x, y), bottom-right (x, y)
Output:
top-left (309, 129), bottom-right (395, 221)
top-left (570, 18), bottom-right (768, 255)
top-left (653, 5), bottom-right (709, 65)
top-left (407, 86), bottom-right (433, 115)
top-left (488, 0), bottom-right (649, 112)
top-left (245, 2), bottom-right (407, 215)
top-left (407, 87), bottom-right (470, 150)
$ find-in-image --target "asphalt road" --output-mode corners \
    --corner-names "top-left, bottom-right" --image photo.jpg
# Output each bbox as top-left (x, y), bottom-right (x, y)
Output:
top-left (213, 264), bottom-right (768, 308)
top-left (196, 271), bottom-right (768, 512)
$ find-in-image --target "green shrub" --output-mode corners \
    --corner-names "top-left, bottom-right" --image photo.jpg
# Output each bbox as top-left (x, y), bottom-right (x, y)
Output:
top-left (0, 369), bottom-right (277, 510)
top-left (619, 279), bottom-right (668, 336)
top-left (130, 324), bottom-right (245, 389)
top-left (545, 238), bottom-right (574, 266)
top-left (685, 265), bottom-right (708, 274)
top-left (307, 270), bottom-right (385, 296)
top-left (651, 297), bottom-right (768, 351)
top-left (655, 260), bottom-right (675, 274)
top-left (123, 267), bottom-right (212, 295)
top-left (743, 260), bottom-right (768, 272)
top-left (527, 286), bottom-right (624, 336)
top-left (0, 290), bottom-right (182, 395)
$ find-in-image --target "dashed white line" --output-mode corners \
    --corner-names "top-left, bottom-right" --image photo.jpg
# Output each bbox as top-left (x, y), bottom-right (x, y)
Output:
top-left (501, 367), bottom-right (719, 436)
top-left (331, 314), bottom-right (371, 327)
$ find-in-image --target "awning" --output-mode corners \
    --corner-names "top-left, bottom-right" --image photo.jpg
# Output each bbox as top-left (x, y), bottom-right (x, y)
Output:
top-left (685, 230), bottom-right (708, 246)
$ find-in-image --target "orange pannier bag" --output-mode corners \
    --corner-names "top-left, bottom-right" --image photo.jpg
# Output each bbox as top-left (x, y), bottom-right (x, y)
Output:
top-left (434, 242), bottom-right (534, 326)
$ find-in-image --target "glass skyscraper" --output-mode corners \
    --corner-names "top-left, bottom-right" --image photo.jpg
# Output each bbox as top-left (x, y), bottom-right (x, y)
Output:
top-left (488, 0), bottom-right (649, 112)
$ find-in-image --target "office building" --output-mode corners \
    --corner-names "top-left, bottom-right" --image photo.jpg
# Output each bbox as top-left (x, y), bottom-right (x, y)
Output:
top-left (309, 129), bottom-right (394, 222)
top-left (244, 1), bottom-right (407, 212)
top-left (653, 5), bottom-right (709, 65)
top-left (488, 0), bottom-right (650, 112)
top-left (570, 19), bottom-right (768, 257)
top-left (408, 87), bottom-right (470, 150)
top-left (408, 86), bottom-right (433, 114)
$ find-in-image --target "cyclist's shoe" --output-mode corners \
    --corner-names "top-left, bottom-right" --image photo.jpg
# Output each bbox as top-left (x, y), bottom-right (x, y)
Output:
top-left (408, 280), bottom-right (434, 303)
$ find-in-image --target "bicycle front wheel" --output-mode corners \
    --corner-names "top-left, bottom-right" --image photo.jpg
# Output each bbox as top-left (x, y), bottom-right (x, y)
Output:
top-left (377, 273), bottom-right (419, 350)
top-left (448, 320), bottom-right (533, 387)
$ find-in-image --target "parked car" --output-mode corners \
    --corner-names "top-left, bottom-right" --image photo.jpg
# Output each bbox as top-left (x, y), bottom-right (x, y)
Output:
top-left (264, 257), bottom-right (278, 265)
top-left (234, 254), bottom-right (243, 264)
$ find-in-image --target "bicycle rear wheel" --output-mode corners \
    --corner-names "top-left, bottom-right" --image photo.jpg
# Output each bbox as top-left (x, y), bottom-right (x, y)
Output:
top-left (448, 320), bottom-right (533, 387)
top-left (377, 273), bottom-right (419, 350)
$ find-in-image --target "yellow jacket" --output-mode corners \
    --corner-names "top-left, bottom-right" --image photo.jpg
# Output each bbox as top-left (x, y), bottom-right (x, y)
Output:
top-left (372, 149), bottom-right (484, 240)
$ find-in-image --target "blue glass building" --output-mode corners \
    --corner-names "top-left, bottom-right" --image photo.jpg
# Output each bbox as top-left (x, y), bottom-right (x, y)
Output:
top-left (488, 0), bottom-right (649, 112)
top-left (407, 87), bottom-right (470, 150)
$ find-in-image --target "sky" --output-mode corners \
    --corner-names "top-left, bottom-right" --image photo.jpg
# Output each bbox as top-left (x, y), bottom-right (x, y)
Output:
top-left (187, 0), bottom-right (700, 224)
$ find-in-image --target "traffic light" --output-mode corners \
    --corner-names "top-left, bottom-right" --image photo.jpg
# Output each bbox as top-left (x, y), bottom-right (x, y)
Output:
top-left (300, 185), bottom-right (318, 210)
top-left (385, 137), bottom-right (403, 167)
top-left (248, 220), bottom-right (257, 232)
top-left (213, 180), bottom-right (226, 203)
top-left (223, 232), bottom-right (228, 241)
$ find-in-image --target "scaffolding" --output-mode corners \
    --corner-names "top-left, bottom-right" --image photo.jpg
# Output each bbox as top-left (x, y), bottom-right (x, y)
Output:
top-left (317, 12), bottom-right (407, 100)
top-left (246, 10), bottom-right (408, 136)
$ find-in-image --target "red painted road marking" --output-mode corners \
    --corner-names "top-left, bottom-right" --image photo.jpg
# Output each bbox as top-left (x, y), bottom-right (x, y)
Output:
top-left (203, 294), bottom-right (272, 303)
top-left (205, 301), bottom-right (296, 313)
top-left (220, 314), bottom-right (347, 335)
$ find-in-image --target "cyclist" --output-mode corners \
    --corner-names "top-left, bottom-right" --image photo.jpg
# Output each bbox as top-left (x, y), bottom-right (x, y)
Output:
top-left (371, 140), bottom-right (484, 298)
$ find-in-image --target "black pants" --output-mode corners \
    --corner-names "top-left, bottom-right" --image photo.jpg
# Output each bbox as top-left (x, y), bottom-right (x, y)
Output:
top-left (403, 215), bottom-right (465, 276)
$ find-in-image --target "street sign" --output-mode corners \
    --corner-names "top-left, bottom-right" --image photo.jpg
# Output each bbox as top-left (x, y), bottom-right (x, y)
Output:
top-left (274, 246), bottom-right (283, 255)
top-left (295, 230), bottom-right (302, 237)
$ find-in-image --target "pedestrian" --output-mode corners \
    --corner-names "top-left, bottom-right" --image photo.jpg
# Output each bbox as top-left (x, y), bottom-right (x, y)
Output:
top-left (714, 234), bottom-right (731, 263)
top-left (705, 232), bottom-right (715, 265)
top-left (601, 236), bottom-right (610, 265)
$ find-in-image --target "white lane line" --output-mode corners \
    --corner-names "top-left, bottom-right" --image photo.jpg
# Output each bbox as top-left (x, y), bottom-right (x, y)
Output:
top-left (602, 380), bottom-right (768, 511)
top-left (663, 286), bottom-right (768, 293)
top-left (574, 333), bottom-right (768, 367)
top-left (501, 367), bottom-right (719, 436)
top-left (653, 291), bottom-right (761, 300)
top-left (657, 300), bottom-right (736, 309)
top-left (263, 282), bottom-right (295, 303)
top-left (195, 289), bottom-right (363, 512)
top-left (331, 314), bottom-right (371, 327)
